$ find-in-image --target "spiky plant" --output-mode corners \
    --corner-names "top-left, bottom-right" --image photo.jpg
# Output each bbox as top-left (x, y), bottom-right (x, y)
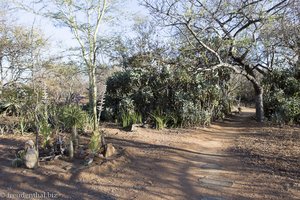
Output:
top-left (39, 118), bottom-right (52, 148)
top-left (121, 112), bottom-right (142, 128)
top-left (150, 113), bottom-right (167, 130)
top-left (89, 131), bottom-right (101, 154)
top-left (61, 105), bottom-right (87, 150)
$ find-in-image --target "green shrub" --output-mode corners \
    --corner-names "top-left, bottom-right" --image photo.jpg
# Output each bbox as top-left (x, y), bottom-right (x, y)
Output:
top-left (48, 104), bottom-right (63, 134)
top-left (60, 105), bottom-right (88, 149)
top-left (60, 105), bottom-right (87, 130)
top-left (105, 65), bottom-right (226, 128)
top-left (166, 115), bottom-right (178, 128)
top-left (121, 112), bottom-right (142, 128)
top-left (263, 69), bottom-right (300, 124)
top-left (39, 119), bottom-right (52, 148)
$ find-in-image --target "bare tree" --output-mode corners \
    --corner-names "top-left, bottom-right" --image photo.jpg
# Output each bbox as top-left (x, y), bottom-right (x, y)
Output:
top-left (15, 0), bottom-right (116, 131)
top-left (143, 0), bottom-right (293, 122)
top-left (264, 0), bottom-right (300, 76)
top-left (0, 8), bottom-right (46, 94)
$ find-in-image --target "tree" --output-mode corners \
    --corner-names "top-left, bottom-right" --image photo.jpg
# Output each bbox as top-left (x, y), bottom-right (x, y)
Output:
top-left (0, 8), bottom-right (46, 94)
top-left (34, 61), bottom-right (87, 104)
top-left (15, 0), bottom-right (114, 131)
top-left (263, 0), bottom-right (300, 76)
top-left (104, 19), bottom-right (232, 127)
top-left (143, 0), bottom-right (293, 122)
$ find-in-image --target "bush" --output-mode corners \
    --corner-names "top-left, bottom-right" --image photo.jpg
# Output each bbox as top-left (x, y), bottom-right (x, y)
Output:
top-left (0, 85), bottom-right (38, 117)
top-left (263, 69), bottom-right (300, 124)
top-left (104, 65), bottom-right (228, 128)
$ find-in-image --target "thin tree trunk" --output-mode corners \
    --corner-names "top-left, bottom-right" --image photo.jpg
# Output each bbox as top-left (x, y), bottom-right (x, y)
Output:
top-left (296, 48), bottom-right (300, 79)
top-left (88, 67), bottom-right (98, 131)
top-left (0, 56), bottom-right (3, 95)
top-left (72, 125), bottom-right (78, 150)
top-left (69, 140), bottom-right (74, 159)
top-left (254, 85), bottom-right (264, 122)
top-left (92, 68), bottom-right (98, 131)
top-left (34, 89), bottom-right (40, 166)
top-left (89, 71), bottom-right (93, 115)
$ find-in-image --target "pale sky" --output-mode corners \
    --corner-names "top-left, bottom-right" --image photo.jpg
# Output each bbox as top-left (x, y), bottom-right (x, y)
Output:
top-left (15, 0), bottom-right (149, 53)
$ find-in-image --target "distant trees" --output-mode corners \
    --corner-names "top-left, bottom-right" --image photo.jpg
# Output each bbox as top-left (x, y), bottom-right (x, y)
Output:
top-left (34, 62), bottom-right (86, 104)
top-left (1, 0), bottom-right (298, 131)
top-left (0, 9), bottom-right (46, 93)
top-left (143, 0), bottom-right (295, 122)
top-left (261, 0), bottom-right (300, 76)
top-left (15, 0), bottom-right (115, 131)
top-left (104, 20), bottom-right (232, 127)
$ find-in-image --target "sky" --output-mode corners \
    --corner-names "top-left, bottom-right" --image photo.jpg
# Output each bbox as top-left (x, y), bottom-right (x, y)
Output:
top-left (0, 0), bottom-right (151, 84)
top-left (15, 0), bottom-right (149, 53)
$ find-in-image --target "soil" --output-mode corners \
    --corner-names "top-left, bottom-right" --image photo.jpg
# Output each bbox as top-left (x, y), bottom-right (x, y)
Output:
top-left (0, 108), bottom-right (299, 200)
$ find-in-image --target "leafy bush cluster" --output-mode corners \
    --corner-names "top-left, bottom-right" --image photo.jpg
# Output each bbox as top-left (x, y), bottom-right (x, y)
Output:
top-left (0, 85), bottom-right (90, 147)
top-left (104, 65), bottom-right (230, 128)
top-left (263, 69), bottom-right (300, 124)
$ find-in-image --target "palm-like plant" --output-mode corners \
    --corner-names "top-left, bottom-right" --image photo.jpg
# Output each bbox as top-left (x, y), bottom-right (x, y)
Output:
top-left (61, 105), bottom-right (87, 151)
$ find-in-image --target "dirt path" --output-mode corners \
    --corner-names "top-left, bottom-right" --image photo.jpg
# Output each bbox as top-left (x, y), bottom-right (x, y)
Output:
top-left (0, 108), bottom-right (299, 200)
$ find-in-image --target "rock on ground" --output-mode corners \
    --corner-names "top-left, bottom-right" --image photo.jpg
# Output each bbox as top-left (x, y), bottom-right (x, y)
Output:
top-left (104, 143), bottom-right (116, 158)
top-left (24, 148), bottom-right (38, 169)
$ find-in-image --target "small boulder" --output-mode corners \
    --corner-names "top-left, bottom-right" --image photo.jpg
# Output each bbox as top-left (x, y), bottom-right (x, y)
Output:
top-left (24, 148), bottom-right (38, 169)
top-left (142, 123), bottom-right (150, 128)
top-left (24, 140), bottom-right (38, 169)
top-left (130, 124), bottom-right (139, 132)
top-left (104, 143), bottom-right (116, 158)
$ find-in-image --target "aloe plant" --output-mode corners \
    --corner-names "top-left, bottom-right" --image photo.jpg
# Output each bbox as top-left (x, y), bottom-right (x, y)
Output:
top-left (121, 112), bottom-right (142, 128)
top-left (61, 105), bottom-right (87, 150)
top-left (39, 118), bottom-right (52, 148)
top-left (150, 113), bottom-right (167, 130)
top-left (89, 131), bottom-right (101, 154)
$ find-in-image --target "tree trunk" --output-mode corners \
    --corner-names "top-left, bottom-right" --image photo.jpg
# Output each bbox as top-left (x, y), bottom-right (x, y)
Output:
top-left (69, 140), bottom-right (74, 159)
top-left (72, 125), bottom-right (78, 150)
top-left (0, 56), bottom-right (3, 95)
top-left (88, 66), bottom-right (98, 131)
top-left (254, 85), bottom-right (264, 122)
top-left (295, 49), bottom-right (300, 79)
top-left (92, 68), bottom-right (98, 131)
top-left (88, 71), bottom-right (93, 115)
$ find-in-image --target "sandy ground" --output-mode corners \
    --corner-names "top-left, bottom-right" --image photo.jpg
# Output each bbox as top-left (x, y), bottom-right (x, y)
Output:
top-left (0, 108), bottom-right (299, 200)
